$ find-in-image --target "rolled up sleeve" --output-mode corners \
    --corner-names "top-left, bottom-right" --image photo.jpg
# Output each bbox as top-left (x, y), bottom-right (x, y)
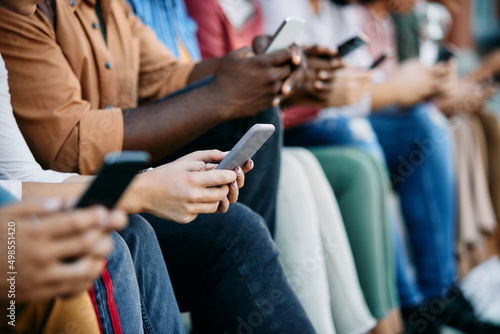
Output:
top-left (0, 8), bottom-right (123, 175)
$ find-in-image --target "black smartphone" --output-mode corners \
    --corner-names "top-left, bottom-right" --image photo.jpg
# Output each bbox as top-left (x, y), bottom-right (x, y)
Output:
top-left (75, 151), bottom-right (150, 209)
top-left (436, 46), bottom-right (455, 63)
top-left (369, 49), bottom-right (395, 69)
top-left (337, 35), bottom-right (369, 57)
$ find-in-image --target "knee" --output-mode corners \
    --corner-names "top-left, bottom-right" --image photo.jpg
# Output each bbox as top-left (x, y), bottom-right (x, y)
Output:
top-left (217, 203), bottom-right (279, 260)
top-left (118, 214), bottom-right (158, 248)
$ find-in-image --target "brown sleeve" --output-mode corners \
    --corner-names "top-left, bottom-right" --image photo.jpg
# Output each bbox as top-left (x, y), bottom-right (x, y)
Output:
top-left (124, 1), bottom-right (197, 104)
top-left (0, 8), bottom-right (123, 174)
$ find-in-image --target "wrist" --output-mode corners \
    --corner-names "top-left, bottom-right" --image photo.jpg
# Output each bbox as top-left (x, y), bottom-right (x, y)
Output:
top-left (205, 82), bottom-right (238, 121)
top-left (118, 173), bottom-right (149, 215)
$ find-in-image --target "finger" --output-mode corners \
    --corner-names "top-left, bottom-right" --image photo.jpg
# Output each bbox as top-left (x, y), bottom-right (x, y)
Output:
top-left (42, 256), bottom-right (104, 287)
top-left (191, 202), bottom-right (221, 215)
top-left (107, 209), bottom-right (128, 231)
top-left (260, 49), bottom-right (293, 66)
top-left (0, 199), bottom-right (63, 222)
top-left (228, 47), bottom-right (255, 60)
top-left (281, 69), bottom-right (304, 96)
top-left (194, 170), bottom-right (237, 187)
top-left (253, 35), bottom-right (272, 54)
top-left (216, 197), bottom-right (230, 214)
top-left (269, 64), bottom-right (293, 84)
top-left (304, 45), bottom-right (338, 58)
top-left (177, 150), bottom-right (226, 163)
top-left (234, 167), bottom-right (245, 189)
top-left (227, 181), bottom-right (239, 204)
top-left (49, 230), bottom-right (113, 260)
top-left (241, 160), bottom-right (254, 173)
top-left (307, 57), bottom-right (337, 72)
top-left (290, 44), bottom-right (303, 66)
top-left (200, 185), bottom-right (230, 203)
top-left (185, 160), bottom-right (209, 172)
top-left (40, 206), bottom-right (110, 239)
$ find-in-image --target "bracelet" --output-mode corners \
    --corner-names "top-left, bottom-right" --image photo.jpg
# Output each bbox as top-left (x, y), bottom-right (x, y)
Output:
top-left (139, 167), bottom-right (154, 174)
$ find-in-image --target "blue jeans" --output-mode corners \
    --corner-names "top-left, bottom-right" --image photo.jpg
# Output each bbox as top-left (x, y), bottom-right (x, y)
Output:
top-left (93, 215), bottom-right (185, 333)
top-left (285, 103), bottom-right (457, 307)
top-left (143, 202), bottom-right (316, 334)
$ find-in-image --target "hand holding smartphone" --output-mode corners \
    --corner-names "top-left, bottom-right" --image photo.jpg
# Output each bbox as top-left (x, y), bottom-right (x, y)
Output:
top-left (216, 124), bottom-right (275, 171)
top-left (263, 16), bottom-right (306, 54)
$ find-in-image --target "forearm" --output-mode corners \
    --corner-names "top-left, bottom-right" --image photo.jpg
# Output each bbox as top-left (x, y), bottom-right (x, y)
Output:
top-left (122, 84), bottom-right (231, 162)
top-left (187, 58), bottom-right (223, 83)
top-left (21, 182), bottom-right (88, 202)
top-left (370, 81), bottom-right (400, 111)
top-left (21, 175), bottom-right (147, 215)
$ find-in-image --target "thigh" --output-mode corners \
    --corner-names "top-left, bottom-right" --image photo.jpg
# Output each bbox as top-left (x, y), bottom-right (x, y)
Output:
top-left (143, 203), bottom-right (315, 334)
top-left (285, 117), bottom-right (385, 161)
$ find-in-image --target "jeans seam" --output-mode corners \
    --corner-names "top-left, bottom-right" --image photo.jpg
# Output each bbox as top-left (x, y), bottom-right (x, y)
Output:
top-left (95, 279), bottom-right (112, 334)
top-left (141, 299), bottom-right (155, 334)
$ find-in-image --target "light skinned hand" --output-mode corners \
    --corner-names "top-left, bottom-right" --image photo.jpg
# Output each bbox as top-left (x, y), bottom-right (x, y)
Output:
top-left (327, 67), bottom-right (371, 107)
top-left (386, 60), bottom-right (450, 107)
top-left (0, 201), bottom-right (127, 302)
top-left (125, 150), bottom-right (253, 224)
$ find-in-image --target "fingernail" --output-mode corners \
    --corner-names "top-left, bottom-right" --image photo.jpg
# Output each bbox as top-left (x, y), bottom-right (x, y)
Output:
top-left (314, 80), bottom-right (324, 89)
top-left (282, 84), bottom-right (291, 95)
top-left (319, 70), bottom-right (329, 79)
top-left (272, 97), bottom-right (281, 106)
top-left (232, 181), bottom-right (238, 189)
top-left (236, 167), bottom-right (242, 175)
top-left (250, 160), bottom-right (254, 168)
top-left (222, 151), bottom-right (230, 155)
top-left (43, 198), bottom-right (62, 211)
top-left (96, 207), bottom-right (109, 227)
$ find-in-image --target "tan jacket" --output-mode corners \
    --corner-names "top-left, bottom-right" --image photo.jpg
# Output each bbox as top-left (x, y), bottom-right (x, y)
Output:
top-left (0, 0), bottom-right (195, 174)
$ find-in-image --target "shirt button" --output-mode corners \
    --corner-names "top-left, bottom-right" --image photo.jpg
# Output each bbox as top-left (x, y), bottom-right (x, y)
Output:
top-left (106, 105), bottom-right (114, 109)
top-left (69, 0), bottom-right (76, 6)
top-left (105, 61), bottom-right (112, 69)
top-left (92, 22), bottom-right (98, 29)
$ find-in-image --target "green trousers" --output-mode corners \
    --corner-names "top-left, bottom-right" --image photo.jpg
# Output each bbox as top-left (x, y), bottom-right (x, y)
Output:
top-left (309, 146), bottom-right (399, 319)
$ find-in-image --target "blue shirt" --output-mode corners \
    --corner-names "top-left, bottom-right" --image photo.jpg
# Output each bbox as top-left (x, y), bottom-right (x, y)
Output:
top-left (127, 0), bottom-right (201, 61)
top-left (0, 187), bottom-right (17, 207)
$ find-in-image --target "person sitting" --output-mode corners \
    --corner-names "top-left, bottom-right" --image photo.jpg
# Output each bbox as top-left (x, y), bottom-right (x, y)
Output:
top-left (0, 1), bottom-right (318, 332)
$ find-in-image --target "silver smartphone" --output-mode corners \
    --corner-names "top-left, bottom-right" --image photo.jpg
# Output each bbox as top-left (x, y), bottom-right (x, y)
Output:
top-left (263, 16), bottom-right (306, 54)
top-left (216, 124), bottom-right (275, 170)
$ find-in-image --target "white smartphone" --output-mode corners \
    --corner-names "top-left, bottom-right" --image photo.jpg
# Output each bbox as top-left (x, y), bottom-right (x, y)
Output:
top-left (216, 124), bottom-right (276, 170)
top-left (263, 16), bottom-right (306, 54)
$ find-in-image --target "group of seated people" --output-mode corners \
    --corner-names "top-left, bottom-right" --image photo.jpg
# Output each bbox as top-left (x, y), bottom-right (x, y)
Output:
top-left (0, 0), bottom-right (500, 333)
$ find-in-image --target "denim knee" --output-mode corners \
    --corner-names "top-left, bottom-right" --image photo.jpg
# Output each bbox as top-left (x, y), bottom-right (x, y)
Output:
top-left (208, 203), bottom-right (280, 264)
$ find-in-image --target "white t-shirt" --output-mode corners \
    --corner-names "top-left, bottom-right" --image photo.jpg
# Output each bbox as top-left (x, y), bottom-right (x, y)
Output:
top-left (258, 0), bottom-right (373, 118)
top-left (0, 54), bottom-right (76, 199)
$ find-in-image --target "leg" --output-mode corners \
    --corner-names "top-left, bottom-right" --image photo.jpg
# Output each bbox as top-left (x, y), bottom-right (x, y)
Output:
top-left (275, 149), bottom-right (337, 334)
top-left (143, 203), bottom-right (315, 334)
top-left (93, 231), bottom-right (144, 334)
top-left (369, 103), bottom-right (456, 300)
top-left (309, 147), bottom-right (399, 319)
top-left (286, 147), bottom-right (377, 334)
top-left (118, 215), bottom-right (185, 334)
